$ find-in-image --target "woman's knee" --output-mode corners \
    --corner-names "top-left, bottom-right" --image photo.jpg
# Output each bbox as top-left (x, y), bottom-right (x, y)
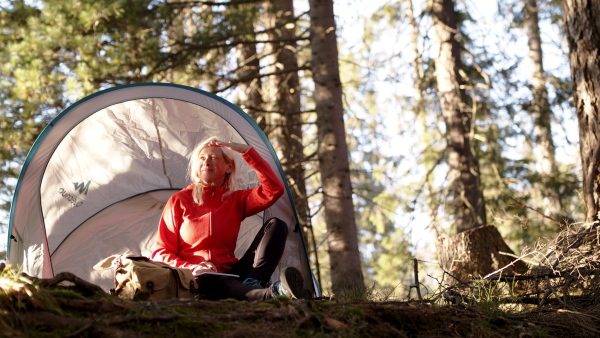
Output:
top-left (264, 217), bottom-right (288, 237)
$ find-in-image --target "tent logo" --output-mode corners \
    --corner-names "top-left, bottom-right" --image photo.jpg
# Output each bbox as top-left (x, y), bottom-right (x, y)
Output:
top-left (73, 181), bottom-right (91, 195)
top-left (58, 188), bottom-right (84, 207)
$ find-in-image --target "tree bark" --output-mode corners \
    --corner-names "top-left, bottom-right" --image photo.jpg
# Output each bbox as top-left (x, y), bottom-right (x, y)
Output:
top-left (523, 0), bottom-right (561, 218)
top-left (264, 0), bottom-right (321, 288)
top-left (235, 33), bottom-right (266, 131)
top-left (308, 0), bottom-right (365, 295)
top-left (436, 225), bottom-right (528, 284)
top-left (563, 0), bottom-right (600, 223)
top-left (432, 0), bottom-right (518, 283)
top-left (165, 0), bottom-right (201, 87)
top-left (431, 0), bottom-right (486, 233)
top-left (407, 0), bottom-right (425, 116)
top-left (231, 0), bottom-right (263, 123)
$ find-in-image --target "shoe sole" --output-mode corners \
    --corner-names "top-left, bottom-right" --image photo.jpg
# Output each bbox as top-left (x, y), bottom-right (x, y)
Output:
top-left (281, 267), bottom-right (305, 299)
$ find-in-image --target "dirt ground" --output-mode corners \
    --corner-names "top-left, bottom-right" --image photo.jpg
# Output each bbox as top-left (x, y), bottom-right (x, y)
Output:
top-left (3, 291), bottom-right (599, 337)
top-left (2, 269), bottom-right (600, 337)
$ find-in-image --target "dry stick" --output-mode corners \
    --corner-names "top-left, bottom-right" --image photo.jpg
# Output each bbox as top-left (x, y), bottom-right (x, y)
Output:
top-left (550, 227), bottom-right (598, 270)
top-left (482, 250), bottom-right (538, 280)
top-left (55, 297), bottom-right (128, 313)
top-left (505, 195), bottom-right (562, 226)
top-left (296, 300), bottom-right (322, 330)
top-left (563, 275), bottom-right (576, 302)
top-left (37, 272), bottom-right (108, 297)
top-left (413, 258), bottom-right (423, 301)
top-left (65, 321), bottom-right (96, 338)
top-left (554, 310), bottom-right (600, 335)
top-left (558, 309), bottom-right (600, 323)
top-left (539, 288), bottom-right (552, 307)
top-left (544, 276), bottom-right (567, 306)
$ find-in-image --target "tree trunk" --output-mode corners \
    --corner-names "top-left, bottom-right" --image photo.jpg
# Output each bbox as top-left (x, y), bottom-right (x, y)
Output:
top-left (308, 0), bottom-right (364, 295)
top-left (431, 0), bottom-right (486, 233)
top-left (523, 0), bottom-right (561, 218)
top-left (231, 1), bottom-right (265, 130)
top-left (432, 0), bottom-right (518, 283)
top-left (264, 0), bottom-right (321, 288)
top-left (437, 225), bottom-right (528, 284)
top-left (164, 0), bottom-right (200, 87)
top-left (235, 38), bottom-right (266, 131)
top-left (563, 0), bottom-right (600, 224)
top-left (407, 0), bottom-right (425, 116)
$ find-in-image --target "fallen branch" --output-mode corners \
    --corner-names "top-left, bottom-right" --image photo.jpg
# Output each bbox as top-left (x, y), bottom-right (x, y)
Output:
top-left (55, 298), bottom-right (131, 313)
top-left (545, 276), bottom-right (567, 307)
top-left (482, 249), bottom-right (538, 280)
top-left (35, 272), bottom-right (108, 297)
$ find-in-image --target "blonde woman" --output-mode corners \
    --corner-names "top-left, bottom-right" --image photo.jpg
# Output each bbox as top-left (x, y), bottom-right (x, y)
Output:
top-left (152, 138), bottom-right (308, 300)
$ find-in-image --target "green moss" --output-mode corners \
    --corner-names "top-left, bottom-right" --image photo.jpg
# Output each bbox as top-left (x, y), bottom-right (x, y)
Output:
top-left (219, 298), bottom-right (239, 304)
top-left (261, 297), bottom-right (281, 305)
top-left (274, 295), bottom-right (292, 302)
top-left (341, 306), bottom-right (369, 331)
top-left (255, 302), bottom-right (275, 308)
top-left (47, 289), bottom-right (85, 300)
top-left (345, 306), bottom-right (366, 318)
top-left (167, 306), bottom-right (202, 316)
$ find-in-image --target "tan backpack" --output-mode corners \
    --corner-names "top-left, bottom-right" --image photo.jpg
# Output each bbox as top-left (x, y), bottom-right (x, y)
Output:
top-left (94, 255), bottom-right (198, 301)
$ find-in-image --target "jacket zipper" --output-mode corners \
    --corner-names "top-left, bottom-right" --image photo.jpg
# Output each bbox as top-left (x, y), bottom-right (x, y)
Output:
top-left (208, 188), bottom-right (214, 262)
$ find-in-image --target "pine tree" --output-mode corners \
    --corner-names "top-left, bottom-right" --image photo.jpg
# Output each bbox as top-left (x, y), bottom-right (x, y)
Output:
top-left (431, 0), bottom-right (486, 232)
top-left (563, 0), bottom-right (600, 223)
top-left (308, 0), bottom-right (365, 295)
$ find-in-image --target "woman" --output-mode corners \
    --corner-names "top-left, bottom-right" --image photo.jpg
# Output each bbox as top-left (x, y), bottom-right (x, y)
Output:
top-left (152, 137), bottom-right (308, 301)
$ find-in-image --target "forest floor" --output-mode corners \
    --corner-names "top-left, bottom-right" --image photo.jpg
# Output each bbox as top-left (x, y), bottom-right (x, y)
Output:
top-left (3, 277), bottom-right (600, 338)
top-left (6, 219), bottom-right (600, 336)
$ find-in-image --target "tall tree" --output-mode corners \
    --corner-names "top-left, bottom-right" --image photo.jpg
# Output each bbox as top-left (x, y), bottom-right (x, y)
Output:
top-left (231, 1), bottom-right (266, 131)
top-left (308, 0), bottom-right (364, 295)
top-left (407, 0), bottom-right (425, 117)
top-left (563, 0), bottom-right (600, 223)
top-left (262, 0), bottom-right (321, 285)
top-left (523, 0), bottom-right (561, 218)
top-left (431, 0), bottom-right (486, 232)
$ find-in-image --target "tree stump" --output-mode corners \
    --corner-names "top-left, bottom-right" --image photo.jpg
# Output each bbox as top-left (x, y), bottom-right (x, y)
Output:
top-left (436, 225), bottom-right (528, 284)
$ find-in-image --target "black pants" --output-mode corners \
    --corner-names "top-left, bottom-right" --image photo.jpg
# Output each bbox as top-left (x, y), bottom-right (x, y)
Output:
top-left (196, 217), bottom-right (288, 301)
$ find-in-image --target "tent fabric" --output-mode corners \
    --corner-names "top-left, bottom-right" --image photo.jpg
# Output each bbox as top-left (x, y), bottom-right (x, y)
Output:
top-left (7, 83), bottom-right (319, 296)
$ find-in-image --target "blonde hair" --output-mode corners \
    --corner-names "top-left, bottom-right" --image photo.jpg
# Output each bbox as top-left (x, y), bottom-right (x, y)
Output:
top-left (188, 137), bottom-right (237, 205)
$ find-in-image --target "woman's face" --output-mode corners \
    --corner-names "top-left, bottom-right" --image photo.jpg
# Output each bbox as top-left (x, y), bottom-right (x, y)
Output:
top-left (198, 146), bottom-right (233, 187)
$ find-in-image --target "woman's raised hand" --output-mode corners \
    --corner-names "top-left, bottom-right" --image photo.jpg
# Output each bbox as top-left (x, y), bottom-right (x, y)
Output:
top-left (208, 140), bottom-right (251, 154)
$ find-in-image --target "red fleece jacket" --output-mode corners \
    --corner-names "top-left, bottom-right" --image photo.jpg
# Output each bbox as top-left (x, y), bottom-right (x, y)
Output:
top-left (151, 148), bottom-right (284, 272)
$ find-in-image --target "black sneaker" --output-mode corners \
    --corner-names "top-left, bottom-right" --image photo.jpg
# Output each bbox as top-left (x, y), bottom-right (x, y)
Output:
top-left (271, 267), bottom-right (309, 299)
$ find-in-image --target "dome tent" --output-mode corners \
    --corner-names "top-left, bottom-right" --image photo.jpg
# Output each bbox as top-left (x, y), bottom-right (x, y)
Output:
top-left (7, 83), bottom-right (320, 297)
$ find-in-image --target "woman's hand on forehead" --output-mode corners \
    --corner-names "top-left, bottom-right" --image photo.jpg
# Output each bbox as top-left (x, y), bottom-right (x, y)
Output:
top-left (208, 140), bottom-right (251, 154)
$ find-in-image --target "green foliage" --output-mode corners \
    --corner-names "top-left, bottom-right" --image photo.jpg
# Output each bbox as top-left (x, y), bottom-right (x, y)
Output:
top-left (0, 0), bottom-right (267, 240)
top-left (469, 279), bottom-right (514, 318)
